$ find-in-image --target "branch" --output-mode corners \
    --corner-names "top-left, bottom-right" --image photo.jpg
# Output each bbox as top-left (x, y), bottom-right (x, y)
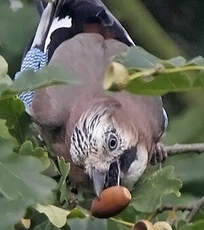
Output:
top-left (156, 205), bottom-right (192, 213)
top-left (149, 197), bottom-right (204, 223)
top-left (150, 205), bottom-right (193, 221)
top-left (164, 143), bottom-right (204, 156)
top-left (129, 65), bottom-right (204, 80)
top-left (187, 196), bottom-right (204, 222)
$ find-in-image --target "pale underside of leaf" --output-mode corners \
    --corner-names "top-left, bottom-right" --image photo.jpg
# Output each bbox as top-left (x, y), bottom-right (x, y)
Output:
top-left (35, 204), bottom-right (70, 228)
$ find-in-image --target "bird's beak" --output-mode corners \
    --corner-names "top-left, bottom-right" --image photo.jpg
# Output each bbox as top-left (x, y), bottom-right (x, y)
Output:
top-left (92, 169), bottom-right (106, 198)
top-left (92, 160), bottom-right (121, 197)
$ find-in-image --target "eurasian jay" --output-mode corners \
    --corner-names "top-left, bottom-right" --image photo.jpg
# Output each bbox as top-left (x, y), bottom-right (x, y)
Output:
top-left (17, 0), bottom-right (168, 197)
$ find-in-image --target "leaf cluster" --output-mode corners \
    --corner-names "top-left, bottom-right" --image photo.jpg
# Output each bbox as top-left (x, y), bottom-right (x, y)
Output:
top-left (104, 47), bottom-right (204, 95)
top-left (0, 43), bottom-right (204, 230)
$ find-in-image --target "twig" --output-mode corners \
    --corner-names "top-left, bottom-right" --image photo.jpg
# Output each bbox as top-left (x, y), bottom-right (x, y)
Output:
top-left (164, 143), bottom-right (204, 156)
top-left (157, 205), bottom-right (192, 213)
top-left (110, 217), bottom-right (134, 227)
top-left (187, 196), bottom-right (204, 222)
top-left (150, 205), bottom-right (193, 221)
top-left (129, 65), bottom-right (204, 82)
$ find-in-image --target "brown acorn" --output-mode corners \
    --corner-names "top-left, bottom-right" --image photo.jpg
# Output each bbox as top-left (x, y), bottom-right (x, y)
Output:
top-left (133, 220), bottom-right (154, 230)
top-left (91, 186), bottom-right (131, 218)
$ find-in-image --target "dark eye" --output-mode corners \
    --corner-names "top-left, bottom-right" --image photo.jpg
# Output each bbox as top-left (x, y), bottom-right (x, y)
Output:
top-left (108, 134), bottom-right (118, 151)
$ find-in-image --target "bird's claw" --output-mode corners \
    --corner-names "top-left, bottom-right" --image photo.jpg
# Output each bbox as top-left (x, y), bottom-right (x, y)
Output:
top-left (151, 143), bottom-right (167, 165)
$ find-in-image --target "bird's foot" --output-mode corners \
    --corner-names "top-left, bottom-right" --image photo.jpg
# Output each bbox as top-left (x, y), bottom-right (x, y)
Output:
top-left (151, 142), bottom-right (167, 165)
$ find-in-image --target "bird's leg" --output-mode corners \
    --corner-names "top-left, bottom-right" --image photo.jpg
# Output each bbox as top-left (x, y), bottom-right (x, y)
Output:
top-left (68, 190), bottom-right (79, 209)
top-left (151, 142), bottom-right (167, 165)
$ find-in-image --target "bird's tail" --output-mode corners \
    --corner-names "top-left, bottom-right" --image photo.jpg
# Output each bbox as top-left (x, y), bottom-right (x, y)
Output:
top-left (33, 0), bottom-right (47, 16)
top-left (29, 0), bottom-right (134, 60)
top-left (18, 0), bottom-right (134, 111)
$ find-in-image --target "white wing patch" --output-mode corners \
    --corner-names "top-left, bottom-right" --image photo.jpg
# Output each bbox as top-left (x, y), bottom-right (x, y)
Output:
top-left (44, 16), bottom-right (72, 52)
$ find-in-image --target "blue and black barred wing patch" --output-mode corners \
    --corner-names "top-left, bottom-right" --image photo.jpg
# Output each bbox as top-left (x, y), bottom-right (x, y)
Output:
top-left (15, 48), bottom-right (48, 110)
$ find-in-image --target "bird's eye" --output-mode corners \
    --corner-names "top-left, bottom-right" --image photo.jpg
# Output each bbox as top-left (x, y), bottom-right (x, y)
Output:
top-left (108, 134), bottom-right (118, 151)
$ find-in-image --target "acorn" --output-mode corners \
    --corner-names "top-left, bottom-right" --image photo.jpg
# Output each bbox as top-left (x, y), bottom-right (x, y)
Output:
top-left (153, 221), bottom-right (173, 230)
top-left (91, 186), bottom-right (131, 218)
top-left (133, 220), bottom-right (154, 230)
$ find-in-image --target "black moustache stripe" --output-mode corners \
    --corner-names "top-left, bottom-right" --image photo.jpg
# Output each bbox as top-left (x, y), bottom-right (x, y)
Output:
top-left (120, 146), bottom-right (138, 173)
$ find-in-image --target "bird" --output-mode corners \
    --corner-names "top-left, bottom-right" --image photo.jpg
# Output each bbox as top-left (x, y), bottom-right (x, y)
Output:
top-left (17, 0), bottom-right (168, 197)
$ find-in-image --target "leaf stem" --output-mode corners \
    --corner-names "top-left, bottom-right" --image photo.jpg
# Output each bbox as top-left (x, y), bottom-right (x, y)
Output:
top-left (129, 65), bottom-right (204, 81)
top-left (162, 65), bottom-right (204, 73)
top-left (187, 196), bottom-right (204, 222)
top-left (110, 217), bottom-right (134, 227)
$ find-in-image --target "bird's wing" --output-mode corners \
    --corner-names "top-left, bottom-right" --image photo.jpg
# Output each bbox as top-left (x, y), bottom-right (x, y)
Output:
top-left (19, 0), bottom-right (135, 109)
top-left (31, 33), bottom-right (128, 127)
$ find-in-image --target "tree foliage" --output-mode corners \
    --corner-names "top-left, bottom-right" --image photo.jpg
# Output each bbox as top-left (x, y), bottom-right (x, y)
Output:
top-left (0, 43), bottom-right (204, 229)
top-left (1, 1), bottom-right (204, 229)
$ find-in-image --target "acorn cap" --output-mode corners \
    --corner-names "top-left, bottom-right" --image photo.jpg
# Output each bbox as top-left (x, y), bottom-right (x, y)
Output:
top-left (133, 220), bottom-right (154, 230)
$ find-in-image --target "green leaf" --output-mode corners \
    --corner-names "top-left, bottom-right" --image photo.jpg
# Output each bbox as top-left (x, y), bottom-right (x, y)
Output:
top-left (115, 205), bottom-right (139, 223)
top-left (0, 131), bottom-right (56, 230)
top-left (0, 74), bottom-right (12, 87)
top-left (33, 220), bottom-right (62, 230)
top-left (125, 69), bottom-right (204, 95)
top-left (57, 157), bottom-right (70, 204)
top-left (106, 47), bottom-right (204, 95)
top-left (0, 97), bottom-right (31, 143)
top-left (0, 91), bottom-right (55, 230)
top-left (0, 64), bottom-right (78, 99)
top-left (0, 56), bottom-right (13, 97)
top-left (0, 55), bottom-right (8, 77)
top-left (67, 208), bottom-right (87, 219)
top-left (132, 166), bottom-right (182, 213)
top-left (178, 220), bottom-right (204, 230)
top-left (0, 56), bottom-right (13, 96)
top-left (0, 89), bottom-right (17, 101)
top-left (0, 119), bottom-right (17, 143)
top-left (107, 219), bottom-right (130, 230)
top-left (0, 197), bottom-right (28, 230)
top-left (19, 141), bottom-right (50, 168)
top-left (0, 137), bottom-right (56, 203)
top-left (35, 204), bottom-right (70, 228)
top-left (116, 46), bottom-right (160, 69)
top-left (68, 218), bottom-right (107, 230)
top-left (162, 56), bottom-right (187, 67)
top-left (13, 65), bottom-right (78, 92)
top-left (188, 56), bottom-right (204, 66)
top-left (0, 135), bottom-right (16, 161)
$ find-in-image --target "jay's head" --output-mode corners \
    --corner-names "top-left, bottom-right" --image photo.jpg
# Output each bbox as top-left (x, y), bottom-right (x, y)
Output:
top-left (70, 101), bottom-right (148, 196)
